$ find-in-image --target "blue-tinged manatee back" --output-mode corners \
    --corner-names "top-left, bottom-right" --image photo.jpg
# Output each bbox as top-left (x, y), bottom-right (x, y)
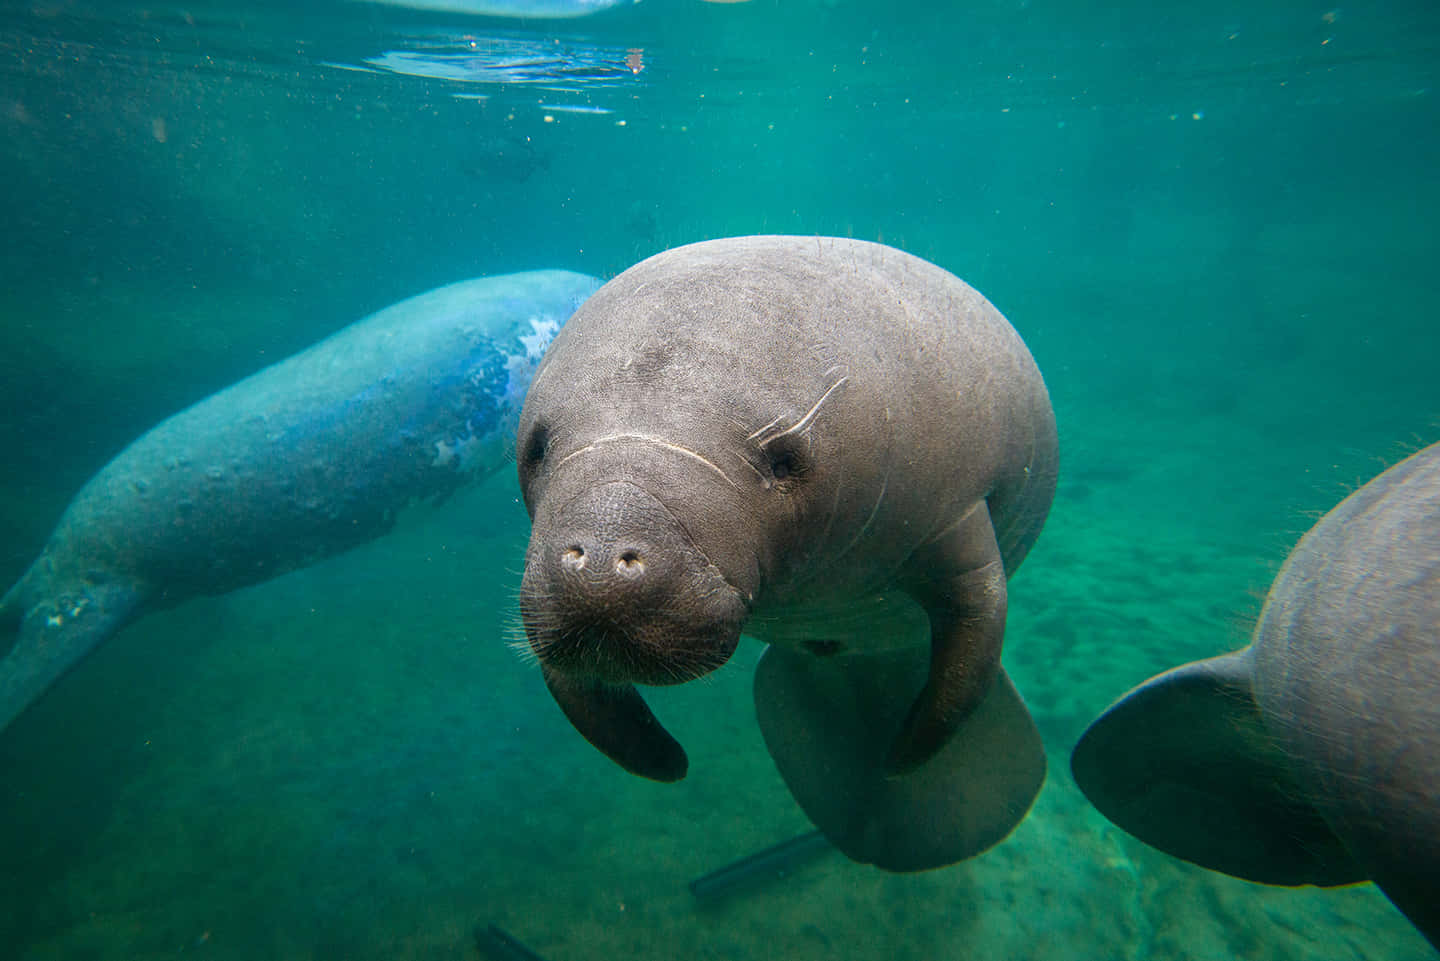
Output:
top-left (0, 270), bottom-right (598, 736)
top-left (47, 269), bottom-right (601, 598)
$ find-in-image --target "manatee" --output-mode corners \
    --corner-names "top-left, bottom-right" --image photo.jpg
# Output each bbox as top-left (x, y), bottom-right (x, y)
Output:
top-left (0, 270), bottom-right (601, 733)
top-left (1072, 442), bottom-right (1440, 949)
top-left (515, 235), bottom-right (1058, 871)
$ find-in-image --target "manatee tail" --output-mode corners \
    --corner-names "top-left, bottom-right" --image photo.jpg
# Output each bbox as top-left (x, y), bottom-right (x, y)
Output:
top-left (0, 564), bottom-right (140, 733)
top-left (754, 645), bottom-right (1045, 872)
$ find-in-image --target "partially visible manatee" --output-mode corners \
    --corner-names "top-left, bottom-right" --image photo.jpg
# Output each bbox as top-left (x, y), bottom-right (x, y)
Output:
top-left (1072, 442), bottom-right (1440, 950)
top-left (0, 270), bottom-right (600, 733)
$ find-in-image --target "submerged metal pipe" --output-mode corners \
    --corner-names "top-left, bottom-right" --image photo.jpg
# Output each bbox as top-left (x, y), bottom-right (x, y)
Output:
top-left (688, 829), bottom-right (834, 903)
top-left (474, 923), bottom-right (550, 961)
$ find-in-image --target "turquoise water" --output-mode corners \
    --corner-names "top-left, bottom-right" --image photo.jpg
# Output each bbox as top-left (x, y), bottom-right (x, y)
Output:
top-left (1, 1), bottom-right (1437, 958)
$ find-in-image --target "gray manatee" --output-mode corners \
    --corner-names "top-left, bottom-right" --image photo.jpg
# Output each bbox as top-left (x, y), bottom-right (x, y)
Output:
top-left (1, 270), bottom-right (601, 733)
top-left (516, 236), bottom-right (1058, 871)
top-left (1072, 442), bottom-right (1440, 950)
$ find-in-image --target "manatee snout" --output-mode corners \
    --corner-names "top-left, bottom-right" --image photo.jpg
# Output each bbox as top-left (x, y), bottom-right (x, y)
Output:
top-left (520, 480), bottom-right (746, 687)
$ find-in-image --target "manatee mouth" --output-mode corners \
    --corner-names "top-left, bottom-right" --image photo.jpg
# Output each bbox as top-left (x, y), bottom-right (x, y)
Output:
top-left (518, 559), bottom-right (743, 688)
top-left (519, 596), bottom-right (745, 784)
top-left (522, 613), bottom-right (742, 687)
top-left (519, 478), bottom-right (749, 781)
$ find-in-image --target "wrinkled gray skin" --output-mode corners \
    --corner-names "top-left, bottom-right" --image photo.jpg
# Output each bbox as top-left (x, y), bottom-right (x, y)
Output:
top-left (1072, 442), bottom-right (1440, 950)
top-left (517, 236), bottom-right (1057, 871)
top-left (0, 271), bottom-right (600, 733)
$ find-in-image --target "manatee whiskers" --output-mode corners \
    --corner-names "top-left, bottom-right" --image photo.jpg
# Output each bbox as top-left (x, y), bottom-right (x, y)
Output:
top-left (659, 649), bottom-right (728, 684)
top-left (524, 612), bottom-right (614, 664)
top-left (501, 608), bottom-right (540, 665)
top-left (519, 584), bottom-right (735, 685)
top-left (505, 635), bottom-right (542, 666)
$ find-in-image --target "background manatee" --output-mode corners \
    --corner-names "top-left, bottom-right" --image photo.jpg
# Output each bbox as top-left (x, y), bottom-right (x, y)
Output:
top-left (0, 270), bottom-right (600, 734)
top-left (1072, 442), bottom-right (1440, 950)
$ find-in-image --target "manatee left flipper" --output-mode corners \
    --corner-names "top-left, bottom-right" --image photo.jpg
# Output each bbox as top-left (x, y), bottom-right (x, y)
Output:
top-left (0, 570), bottom-right (141, 731)
top-left (754, 645), bottom-right (1045, 872)
top-left (886, 500), bottom-right (1010, 775)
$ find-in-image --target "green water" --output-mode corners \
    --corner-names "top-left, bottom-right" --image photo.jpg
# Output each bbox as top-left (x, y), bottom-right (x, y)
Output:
top-left (0, 1), bottom-right (1436, 958)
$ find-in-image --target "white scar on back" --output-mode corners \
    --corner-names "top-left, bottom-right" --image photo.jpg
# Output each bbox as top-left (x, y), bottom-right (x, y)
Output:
top-left (556, 434), bottom-right (739, 487)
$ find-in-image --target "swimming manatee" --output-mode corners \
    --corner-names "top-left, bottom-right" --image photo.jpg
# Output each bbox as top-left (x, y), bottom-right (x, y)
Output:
top-left (1072, 442), bottom-right (1440, 949)
top-left (0, 270), bottom-right (601, 733)
top-left (516, 236), bottom-right (1058, 871)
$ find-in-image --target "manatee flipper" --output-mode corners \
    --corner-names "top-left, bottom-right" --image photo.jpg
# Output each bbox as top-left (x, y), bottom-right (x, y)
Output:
top-left (886, 501), bottom-right (1009, 775)
top-left (1369, 868), bottom-right (1440, 953)
top-left (0, 571), bottom-right (141, 731)
top-left (1070, 652), bottom-right (1364, 886)
top-left (540, 666), bottom-right (687, 782)
top-left (754, 644), bottom-right (1045, 872)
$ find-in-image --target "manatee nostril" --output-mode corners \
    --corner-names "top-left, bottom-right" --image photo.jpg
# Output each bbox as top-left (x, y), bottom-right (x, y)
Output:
top-left (561, 545), bottom-right (586, 571)
top-left (615, 550), bottom-right (644, 576)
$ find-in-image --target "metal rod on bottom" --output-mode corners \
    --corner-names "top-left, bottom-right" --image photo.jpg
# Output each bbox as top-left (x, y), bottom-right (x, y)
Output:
top-left (688, 829), bottom-right (834, 903)
top-left (475, 923), bottom-right (551, 961)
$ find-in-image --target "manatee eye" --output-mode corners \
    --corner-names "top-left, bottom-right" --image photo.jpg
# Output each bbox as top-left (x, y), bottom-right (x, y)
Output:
top-left (766, 443), bottom-right (807, 486)
top-left (521, 424), bottom-right (550, 471)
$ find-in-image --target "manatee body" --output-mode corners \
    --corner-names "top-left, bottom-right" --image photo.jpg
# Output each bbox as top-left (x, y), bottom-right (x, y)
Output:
top-left (0, 270), bottom-right (601, 733)
top-left (516, 236), bottom-right (1058, 871)
top-left (1072, 443), bottom-right (1440, 949)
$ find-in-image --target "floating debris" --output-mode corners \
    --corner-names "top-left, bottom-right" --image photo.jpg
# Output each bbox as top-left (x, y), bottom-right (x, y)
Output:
top-left (535, 103), bottom-right (613, 115)
top-left (360, 35), bottom-right (640, 89)
top-left (360, 0), bottom-right (631, 18)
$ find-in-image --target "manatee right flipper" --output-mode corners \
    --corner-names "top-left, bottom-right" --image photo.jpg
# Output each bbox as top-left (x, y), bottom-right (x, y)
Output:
top-left (0, 570), bottom-right (141, 731)
top-left (754, 644), bottom-right (1045, 872)
top-left (1070, 652), bottom-right (1364, 886)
